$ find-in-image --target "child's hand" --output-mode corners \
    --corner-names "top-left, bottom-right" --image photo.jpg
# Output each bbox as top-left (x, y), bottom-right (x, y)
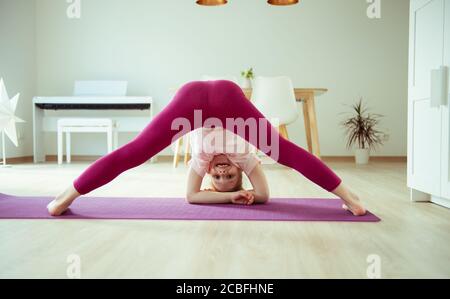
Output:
top-left (230, 190), bottom-right (255, 205)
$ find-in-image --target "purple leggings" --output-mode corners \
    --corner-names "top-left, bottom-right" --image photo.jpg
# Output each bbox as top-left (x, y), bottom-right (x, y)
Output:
top-left (73, 80), bottom-right (342, 195)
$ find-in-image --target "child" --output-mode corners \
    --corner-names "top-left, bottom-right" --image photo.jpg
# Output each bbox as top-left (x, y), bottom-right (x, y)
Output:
top-left (47, 80), bottom-right (366, 216)
top-left (185, 125), bottom-right (269, 205)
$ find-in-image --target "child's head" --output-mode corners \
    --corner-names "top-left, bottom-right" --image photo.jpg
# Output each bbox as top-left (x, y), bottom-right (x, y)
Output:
top-left (208, 154), bottom-right (243, 192)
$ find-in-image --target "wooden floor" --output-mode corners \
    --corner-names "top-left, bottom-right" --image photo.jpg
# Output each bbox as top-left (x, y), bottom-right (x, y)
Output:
top-left (0, 159), bottom-right (449, 278)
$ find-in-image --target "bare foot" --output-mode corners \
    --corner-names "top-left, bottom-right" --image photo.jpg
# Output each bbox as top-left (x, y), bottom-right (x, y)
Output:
top-left (341, 190), bottom-right (366, 216)
top-left (331, 183), bottom-right (367, 216)
top-left (47, 184), bottom-right (80, 216)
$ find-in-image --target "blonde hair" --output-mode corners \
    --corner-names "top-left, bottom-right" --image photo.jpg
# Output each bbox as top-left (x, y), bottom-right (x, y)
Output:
top-left (210, 170), bottom-right (244, 192)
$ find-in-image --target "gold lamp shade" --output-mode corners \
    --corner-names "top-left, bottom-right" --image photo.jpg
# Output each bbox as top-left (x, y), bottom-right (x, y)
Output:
top-left (268, 0), bottom-right (299, 5)
top-left (196, 0), bottom-right (228, 5)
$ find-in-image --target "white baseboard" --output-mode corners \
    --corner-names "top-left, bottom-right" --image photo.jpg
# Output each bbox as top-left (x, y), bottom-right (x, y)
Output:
top-left (431, 196), bottom-right (450, 209)
top-left (410, 188), bottom-right (431, 202)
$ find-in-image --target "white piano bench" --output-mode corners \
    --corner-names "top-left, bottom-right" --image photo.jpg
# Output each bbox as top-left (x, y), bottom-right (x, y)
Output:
top-left (57, 118), bottom-right (119, 165)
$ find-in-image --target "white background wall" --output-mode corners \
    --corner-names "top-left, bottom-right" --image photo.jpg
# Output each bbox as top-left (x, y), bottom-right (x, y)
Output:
top-left (1, 0), bottom-right (409, 158)
top-left (0, 0), bottom-right (35, 158)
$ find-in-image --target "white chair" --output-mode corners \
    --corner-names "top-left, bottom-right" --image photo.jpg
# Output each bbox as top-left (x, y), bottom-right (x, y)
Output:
top-left (250, 76), bottom-right (299, 140)
top-left (57, 118), bottom-right (118, 164)
top-left (172, 75), bottom-right (239, 168)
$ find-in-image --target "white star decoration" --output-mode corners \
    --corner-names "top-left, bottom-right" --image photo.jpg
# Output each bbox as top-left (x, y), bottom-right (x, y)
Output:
top-left (0, 78), bottom-right (25, 147)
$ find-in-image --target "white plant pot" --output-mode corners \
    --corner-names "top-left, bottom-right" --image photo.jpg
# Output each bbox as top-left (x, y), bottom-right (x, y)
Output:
top-left (241, 78), bottom-right (252, 89)
top-left (355, 148), bottom-right (370, 164)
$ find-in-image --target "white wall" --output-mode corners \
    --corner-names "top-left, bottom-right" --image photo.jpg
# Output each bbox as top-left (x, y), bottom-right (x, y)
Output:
top-left (0, 0), bottom-right (35, 158)
top-left (21, 0), bottom-right (410, 157)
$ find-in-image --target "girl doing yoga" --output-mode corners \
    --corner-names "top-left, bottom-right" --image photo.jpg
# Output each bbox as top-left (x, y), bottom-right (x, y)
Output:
top-left (47, 80), bottom-right (366, 216)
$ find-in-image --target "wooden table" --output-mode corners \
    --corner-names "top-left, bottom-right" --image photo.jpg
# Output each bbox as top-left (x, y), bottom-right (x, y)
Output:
top-left (242, 88), bottom-right (327, 159)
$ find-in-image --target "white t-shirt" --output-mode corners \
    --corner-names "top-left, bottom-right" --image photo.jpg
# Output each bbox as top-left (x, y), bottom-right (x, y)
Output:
top-left (188, 127), bottom-right (261, 178)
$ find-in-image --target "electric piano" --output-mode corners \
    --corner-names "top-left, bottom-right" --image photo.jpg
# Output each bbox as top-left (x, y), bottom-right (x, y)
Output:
top-left (32, 81), bottom-right (153, 163)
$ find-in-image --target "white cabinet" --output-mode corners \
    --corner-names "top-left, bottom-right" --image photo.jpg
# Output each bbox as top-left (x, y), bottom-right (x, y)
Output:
top-left (408, 0), bottom-right (450, 207)
top-left (442, 1), bottom-right (450, 200)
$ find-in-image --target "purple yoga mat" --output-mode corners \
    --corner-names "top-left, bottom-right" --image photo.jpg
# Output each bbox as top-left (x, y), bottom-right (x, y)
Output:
top-left (0, 193), bottom-right (380, 222)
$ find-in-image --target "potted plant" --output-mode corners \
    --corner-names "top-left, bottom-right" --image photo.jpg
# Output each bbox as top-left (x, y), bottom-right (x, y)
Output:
top-left (240, 67), bottom-right (254, 88)
top-left (340, 98), bottom-right (388, 164)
